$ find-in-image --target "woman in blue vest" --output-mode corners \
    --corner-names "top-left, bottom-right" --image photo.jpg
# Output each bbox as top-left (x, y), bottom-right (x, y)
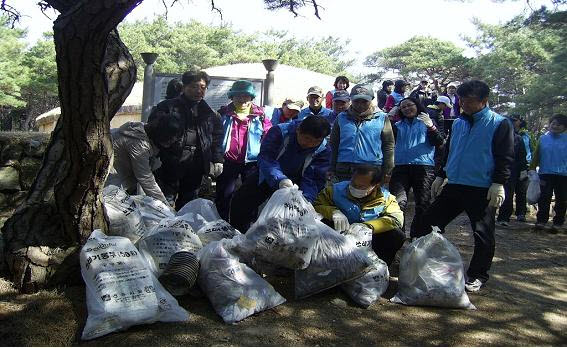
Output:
top-left (389, 97), bottom-right (445, 236)
top-left (215, 80), bottom-right (272, 220)
top-left (266, 98), bottom-right (304, 126)
top-left (329, 84), bottom-right (395, 183)
top-left (383, 79), bottom-right (409, 112)
top-left (529, 114), bottom-right (567, 233)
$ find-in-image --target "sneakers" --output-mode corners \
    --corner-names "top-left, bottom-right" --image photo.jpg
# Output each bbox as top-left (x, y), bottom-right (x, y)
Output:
top-left (465, 278), bottom-right (485, 292)
top-left (517, 215), bottom-right (526, 222)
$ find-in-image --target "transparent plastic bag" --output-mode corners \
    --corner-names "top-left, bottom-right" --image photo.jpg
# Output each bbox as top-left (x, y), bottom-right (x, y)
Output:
top-left (256, 187), bottom-right (319, 225)
top-left (341, 250), bottom-right (389, 307)
top-left (295, 221), bottom-right (371, 299)
top-left (102, 185), bottom-right (146, 243)
top-left (197, 240), bottom-right (286, 324)
top-left (196, 219), bottom-right (241, 246)
top-left (244, 217), bottom-right (318, 270)
top-left (80, 230), bottom-right (188, 340)
top-left (131, 194), bottom-right (175, 232)
top-left (341, 223), bottom-right (373, 250)
top-left (527, 171), bottom-right (540, 205)
top-left (176, 198), bottom-right (221, 231)
top-left (137, 216), bottom-right (203, 276)
top-left (390, 232), bottom-right (475, 309)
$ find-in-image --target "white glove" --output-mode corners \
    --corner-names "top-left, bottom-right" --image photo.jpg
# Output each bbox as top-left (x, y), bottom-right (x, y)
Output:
top-left (519, 170), bottom-right (528, 181)
top-left (416, 112), bottom-right (434, 128)
top-left (332, 209), bottom-right (350, 232)
top-left (279, 178), bottom-right (294, 189)
top-left (209, 162), bottom-right (223, 177)
top-left (487, 183), bottom-right (505, 208)
top-left (431, 176), bottom-right (448, 200)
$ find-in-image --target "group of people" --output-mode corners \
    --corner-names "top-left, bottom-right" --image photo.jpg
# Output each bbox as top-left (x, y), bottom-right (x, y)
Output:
top-left (107, 69), bottom-right (566, 294)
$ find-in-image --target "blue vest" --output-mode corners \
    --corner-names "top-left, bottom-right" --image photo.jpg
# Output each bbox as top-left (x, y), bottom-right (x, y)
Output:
top-left (221, 115), bottom-right (264, 163)
top-left (337, 111), bottom-right (386, 165)
top-left (332, 181), bottom-right (390, 224)
top-left (391, 92), bottom-right (405, 106)
top-left (445, 107), bottom-right (506, 188)
top-left (538, 132), bottom-right (567, 176)
top-left (298, 106), bottom-right (333, 120)
top-left (394, 118), bottom-right (435, 166)
top-left (521, 133), bottom-right (532, 164)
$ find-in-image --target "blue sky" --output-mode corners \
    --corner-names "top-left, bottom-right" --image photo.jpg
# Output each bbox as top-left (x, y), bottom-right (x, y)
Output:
top-left (12, 0), bottom-right (555, 74)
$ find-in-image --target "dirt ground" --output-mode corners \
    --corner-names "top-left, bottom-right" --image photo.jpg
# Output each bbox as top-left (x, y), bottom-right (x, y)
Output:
top-left (1, 208), bottom-right (566, 346)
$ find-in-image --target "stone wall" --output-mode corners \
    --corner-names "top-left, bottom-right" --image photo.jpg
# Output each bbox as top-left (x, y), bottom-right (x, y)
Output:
top-left (0, 132), bottom-right (50, 272)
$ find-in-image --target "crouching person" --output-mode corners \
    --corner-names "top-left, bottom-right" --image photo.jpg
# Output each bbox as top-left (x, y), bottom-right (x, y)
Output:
top-left (106, 116), bottom-right (182, 206)
top-left (229, 115), bottom-right (331, 232)
top-left (313, 165), bottom-right (405, 265)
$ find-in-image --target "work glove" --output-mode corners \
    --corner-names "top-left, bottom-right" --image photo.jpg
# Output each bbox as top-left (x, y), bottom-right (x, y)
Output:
top-left (416, 112), bottom-right (434, 128)
top-left (431, 176), bottom-right (448, 200)
top-left (279, 178), bottom-right (297, 189)
top-left (519, 170), bottom-right (528, 181)
top-left (332, 209), bottom-right (350, 232)
top-left (209, 162), bottom-right (223, 178)
top-left (487, 183), bottom-right (505, 208)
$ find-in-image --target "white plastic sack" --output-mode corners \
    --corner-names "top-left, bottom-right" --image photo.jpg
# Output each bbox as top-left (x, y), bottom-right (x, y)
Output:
top-left (196, 219), bottom-right (241, 246)
top-left (244, 217), bottom-right (318, 270)
top-left (176, 198), bottom-right (221, 231)
top-left (391, 232), bottom-right (475, 309)
top-left (102, 185), bottom-right (146, 243)
top-left (295, 221), bottom-right (371, 299)
top-left (341, 223), bottom-right (373, 250)
top-left (80, 230), bottom-right (188, 340)
top-left (341, 250), bottom-right (389, 307)
top-left (137, 216), bottom-right (203, 276)
top-left (256, 187), bottom-right (319, 225)
top-left (527, 171), bottom-right (541, 204)
top-left (198, 240), bottom-right (286, 324)
top-left (131, 195), bottom-right (175, 231)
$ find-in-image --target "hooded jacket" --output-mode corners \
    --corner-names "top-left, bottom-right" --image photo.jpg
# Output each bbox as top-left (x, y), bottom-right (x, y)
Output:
top-left (106, 121), bottom-right (167, 203)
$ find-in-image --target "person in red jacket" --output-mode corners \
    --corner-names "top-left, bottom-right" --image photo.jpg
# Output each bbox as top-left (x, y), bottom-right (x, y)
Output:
top-left (325, 76), bottom-right (350, 109)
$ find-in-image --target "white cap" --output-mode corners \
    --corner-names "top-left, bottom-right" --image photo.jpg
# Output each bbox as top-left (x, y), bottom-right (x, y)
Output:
top-left (436, 95), bottom-right (453, 108)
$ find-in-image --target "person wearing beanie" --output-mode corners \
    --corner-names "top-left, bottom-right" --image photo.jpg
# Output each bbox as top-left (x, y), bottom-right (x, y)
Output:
top-left (215, 80), bottom-right (272, 220)
top-left (383, 79), bottom-right (409, 112)
top-left (329, 84), bottom-right (395, 185)
top-left (443, 82), bottom-right (461, 119)
top-left (147, 70), bottom-right (224, 209)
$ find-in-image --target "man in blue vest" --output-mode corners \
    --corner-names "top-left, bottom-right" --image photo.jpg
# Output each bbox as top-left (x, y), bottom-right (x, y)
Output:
top-left (298, 86), bottom-right (333, 120)
top-left (266, 98), bottom-right (304, 126)
top-left (415, 80), bottom-right (514, 293)
top-left (229, 115), bottom-right (331, 232)
top-left (313, 165), bottom-right (405, 265)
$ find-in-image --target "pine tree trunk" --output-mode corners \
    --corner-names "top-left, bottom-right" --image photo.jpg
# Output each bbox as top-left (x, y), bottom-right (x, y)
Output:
top-left (2, 0), bottom-right (141, 293)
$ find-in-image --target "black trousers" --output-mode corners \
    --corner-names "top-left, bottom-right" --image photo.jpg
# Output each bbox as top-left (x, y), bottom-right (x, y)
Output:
top-left (389, 165), bottom-right (435, 236)
top-left (229, 170), bottom-right (275, 233)
top-left (415, 184), bottom-right (495, 283)
top-left (537, 174), bottom-right (567, 226)
top-left (155, 155), bottom-right (205, 210)
top-left (498, 175), bottom-right (529, 222)
top-left (215, 160), bottom-right (257, 221)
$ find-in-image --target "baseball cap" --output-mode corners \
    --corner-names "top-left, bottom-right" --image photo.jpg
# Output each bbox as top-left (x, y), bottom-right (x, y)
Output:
top-left (350, 84), bottom-right (374, 101)
top-left (307, 86), bottom-right (324, 97)
top-left (435, 96), bottom-right (453, 108)
top-left (332, 90), bottom-right (351, 102)
top-left (283, 98), bottom-right (304, 111)
top-left (447, 82), bottom-right (458, 88)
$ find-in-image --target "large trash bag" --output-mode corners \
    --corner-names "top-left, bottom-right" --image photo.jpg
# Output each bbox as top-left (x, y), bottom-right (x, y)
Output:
top-left (391, 232), bottom-right (475, 309)
top-left (244, 217), bottom-right (318, 270)
top-left (80, 230), bottom-right (188, 340)
top-left (295, 221), bottom-right (371, 299)
top-left (176, 198), bottom-right (221, 231)
top-left (198, 240), bottom-right (286, 324)
top-left (131, 194), bottom-right (175, 232)
top-left (255, 187), bottom-right (319, 225)
top-left (195, 219), bottom-right (241, 246)
top-left (137, 216), bottom-right (203, 276)
top-left (527, 171), bottom-right (541, 205)
top-left (102, 185), bottom-right (146, 243)
top-left (341, 250), bottom-right (389, 307)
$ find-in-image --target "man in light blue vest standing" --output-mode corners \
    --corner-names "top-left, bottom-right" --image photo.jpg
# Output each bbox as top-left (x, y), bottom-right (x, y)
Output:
top-left (415, 80), bottom-right (514, 293)
top-left (298, 86), bottom-right (333, 120)
top-left (329, 84), bottom-right (395, 183)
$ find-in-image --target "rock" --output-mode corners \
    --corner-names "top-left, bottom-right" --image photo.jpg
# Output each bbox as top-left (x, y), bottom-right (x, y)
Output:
top-left (0, 192), bottom-right (7, 209)
top-left (20, 157), bottom-right (42, 190)
top-left (0, 166), bottom-right (21, 192)
top-left (24, 139), bottom-right (48, 158)
top-left (1, 144), bottom-right (24, 164)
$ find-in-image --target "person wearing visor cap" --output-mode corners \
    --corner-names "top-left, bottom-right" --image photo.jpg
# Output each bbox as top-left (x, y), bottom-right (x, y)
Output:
top-left (313, 165), bottom-right (405, 265)
top-left (298, 86), bottom-right (334, 120)
top-left (329, 84), bottom-right (395, 184)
